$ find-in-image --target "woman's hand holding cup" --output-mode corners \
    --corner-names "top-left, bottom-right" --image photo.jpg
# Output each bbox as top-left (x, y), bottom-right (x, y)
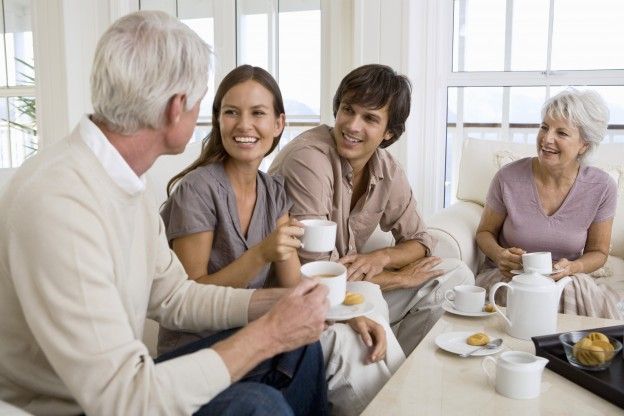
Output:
top-left (258, 218), bottom-right (304, 262)
top-left (495, 247), bottom-right (525, 277)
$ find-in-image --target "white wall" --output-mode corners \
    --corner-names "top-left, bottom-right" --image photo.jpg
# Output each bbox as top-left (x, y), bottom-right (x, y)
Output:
top-left (33, 0), bottom-right (136, 146)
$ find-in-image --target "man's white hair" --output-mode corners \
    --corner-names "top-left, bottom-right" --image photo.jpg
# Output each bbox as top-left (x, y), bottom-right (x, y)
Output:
top-left (91, 10), bottom-right (211, 134)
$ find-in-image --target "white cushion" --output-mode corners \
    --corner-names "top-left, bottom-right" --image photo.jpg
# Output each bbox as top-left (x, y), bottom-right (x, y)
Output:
top-left (595, 255), bottom-right (624, 297)
top-left (455, 138), bottom-right (535, 205)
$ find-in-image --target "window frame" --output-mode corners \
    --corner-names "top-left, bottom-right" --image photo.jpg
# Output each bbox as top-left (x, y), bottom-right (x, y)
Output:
top-left (0, 0), bottom-right (37, 169)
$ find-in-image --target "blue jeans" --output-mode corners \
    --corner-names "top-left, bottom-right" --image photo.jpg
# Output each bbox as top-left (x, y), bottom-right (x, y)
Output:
top-left (155, 329), bottom-right (329, 416)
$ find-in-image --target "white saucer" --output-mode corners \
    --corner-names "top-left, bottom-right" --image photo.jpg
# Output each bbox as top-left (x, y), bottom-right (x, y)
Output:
top-left (435, 331), bottom-right (504, 356)
top-left (326, 301), bottom-right (374, 321)
top-left (442, 301), bottom-right (495, 318)
top-left (510, 269), bottom-right (556, 276)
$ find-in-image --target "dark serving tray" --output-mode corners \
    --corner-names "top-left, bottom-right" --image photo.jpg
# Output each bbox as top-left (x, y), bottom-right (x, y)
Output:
top-left (532, 325), bottom-right (624, 409)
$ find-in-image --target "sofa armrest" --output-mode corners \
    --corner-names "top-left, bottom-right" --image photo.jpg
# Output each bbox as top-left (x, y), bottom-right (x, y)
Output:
top-left (427, 201), bottom-right (484, 274)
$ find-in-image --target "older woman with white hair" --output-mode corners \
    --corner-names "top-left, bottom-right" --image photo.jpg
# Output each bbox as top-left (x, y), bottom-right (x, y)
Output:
top-left (475, 89), bottom-right (622, 319)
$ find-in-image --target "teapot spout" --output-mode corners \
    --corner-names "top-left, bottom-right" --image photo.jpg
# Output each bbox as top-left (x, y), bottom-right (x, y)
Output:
top-left (555, 275), bottom-right (572, 298)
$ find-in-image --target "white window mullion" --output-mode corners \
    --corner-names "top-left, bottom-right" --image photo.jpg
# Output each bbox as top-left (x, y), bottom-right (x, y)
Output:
top-left (501, 0), bottom-right (514, 140)
top-left (268, 0), bottom-right (277, 78)
top-left (544, 0), bottom-right (555, 96)
top-left (213, 0), bottom-right (235, 87)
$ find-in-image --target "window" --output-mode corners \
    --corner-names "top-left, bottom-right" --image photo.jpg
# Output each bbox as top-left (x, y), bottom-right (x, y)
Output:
top-left (138, 0), bottom-right (321, 169)
top-left (444, 0), bottom-right (624, 206)
top-left (0, 0), bottom-right (36, 168)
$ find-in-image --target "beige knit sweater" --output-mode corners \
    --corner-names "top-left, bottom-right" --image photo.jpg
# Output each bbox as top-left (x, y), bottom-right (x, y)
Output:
top-left (0, 124), bottom-right (254, 415)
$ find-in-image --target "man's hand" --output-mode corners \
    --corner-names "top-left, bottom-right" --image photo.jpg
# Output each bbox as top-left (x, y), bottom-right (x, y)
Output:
top-left (495, 247), bottom-right (525, 278)
top-left (339, 251), bottom-right (390, 281)
top-left (212, 279), bottom-right (328, 382)
top-left (346, 316), bottom-right (386, 363)
top-left (262, 278), bottom-right (329, 353)
top-left (394, 256), bottom-right (444, 289)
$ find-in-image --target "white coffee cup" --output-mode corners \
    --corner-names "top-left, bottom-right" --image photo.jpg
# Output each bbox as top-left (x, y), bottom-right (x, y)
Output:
top-left (300, 219), bottom-right (337, 253)
top-left (482, 351), bottom-right (549, 400)
top-left (444, 285), bottom-right (485, 313)
top-left (300, 261), bottom-right (346, 307)
top-left (522, 252), bottom-right (552, 274)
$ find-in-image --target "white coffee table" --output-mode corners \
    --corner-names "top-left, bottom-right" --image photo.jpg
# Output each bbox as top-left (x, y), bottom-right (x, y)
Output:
top-left (362, 311), bottom-right (623, 415)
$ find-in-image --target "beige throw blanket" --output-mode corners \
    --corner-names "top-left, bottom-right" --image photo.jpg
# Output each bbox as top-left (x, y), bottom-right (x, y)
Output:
top-left (476, 268), bottom-right (623, 320)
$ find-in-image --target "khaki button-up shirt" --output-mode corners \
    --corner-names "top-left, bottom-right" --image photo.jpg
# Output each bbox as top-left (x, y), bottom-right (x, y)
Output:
top-left (269, 124), bottom-right (434, 263)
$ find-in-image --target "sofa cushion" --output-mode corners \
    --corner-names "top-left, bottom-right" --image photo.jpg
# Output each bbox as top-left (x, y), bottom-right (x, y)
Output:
top-left (456, 139), bottom-right (535, 205)
top-left (595, 255), bottom-right (624, 300)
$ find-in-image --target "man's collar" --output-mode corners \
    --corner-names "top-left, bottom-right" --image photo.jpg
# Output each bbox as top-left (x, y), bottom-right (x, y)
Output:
top-left (79, 115), bottom-right (146, 195)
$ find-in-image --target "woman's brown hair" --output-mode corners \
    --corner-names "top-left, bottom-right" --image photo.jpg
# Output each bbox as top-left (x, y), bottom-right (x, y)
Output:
top-left (166, 65), bottom-right (285, 196)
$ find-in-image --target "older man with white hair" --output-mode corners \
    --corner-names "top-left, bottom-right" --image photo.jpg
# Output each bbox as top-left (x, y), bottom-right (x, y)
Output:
top-left (0, 10), bottom-right (329, 416)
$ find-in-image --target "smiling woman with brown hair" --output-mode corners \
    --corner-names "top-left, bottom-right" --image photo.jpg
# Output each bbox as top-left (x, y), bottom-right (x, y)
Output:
top-left (475, 88), bottom-right (622, 319)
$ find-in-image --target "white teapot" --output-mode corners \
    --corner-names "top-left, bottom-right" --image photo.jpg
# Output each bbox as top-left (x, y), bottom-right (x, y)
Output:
top-left (490, 272), bottom-right (572, 340)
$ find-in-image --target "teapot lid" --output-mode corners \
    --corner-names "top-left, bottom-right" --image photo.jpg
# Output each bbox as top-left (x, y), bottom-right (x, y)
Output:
top-left (512, 271), bottom-right (554, 287)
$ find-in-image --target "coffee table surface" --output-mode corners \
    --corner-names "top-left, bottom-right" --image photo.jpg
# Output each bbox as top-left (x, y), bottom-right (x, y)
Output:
top-left (362, 311), bottom-right (623, 415)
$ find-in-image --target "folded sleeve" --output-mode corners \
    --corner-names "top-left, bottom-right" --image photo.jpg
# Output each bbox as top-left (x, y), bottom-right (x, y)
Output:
top-left (270, 174), bottom-right (294, 219)
top-left (594, 175), bottom-right (618, 223)
top-left (273, 149), bottom-right (338, 262)
top-left (160, 178), bottom-right (217, 242)
top-left (275, 148), bottom-right (333, 220)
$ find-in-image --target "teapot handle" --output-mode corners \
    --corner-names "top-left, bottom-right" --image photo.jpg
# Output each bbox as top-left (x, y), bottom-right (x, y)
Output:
top-left (489, 282), bottom-right (512, 328)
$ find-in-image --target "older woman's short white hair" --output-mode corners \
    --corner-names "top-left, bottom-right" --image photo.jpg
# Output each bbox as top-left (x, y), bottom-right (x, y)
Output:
top-left (541, 88), bottom-right (610, 160)
top-left (91, 10), bottom-right (211, 134)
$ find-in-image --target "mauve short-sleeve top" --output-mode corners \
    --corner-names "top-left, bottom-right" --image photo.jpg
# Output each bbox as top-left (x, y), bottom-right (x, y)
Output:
top-left (485, 157), bottom-right (617, 262)
top-left (160, 162), bottom-right (292, 289)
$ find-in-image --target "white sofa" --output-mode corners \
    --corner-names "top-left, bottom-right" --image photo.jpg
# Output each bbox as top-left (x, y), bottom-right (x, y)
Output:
top-left (426, 138), bottom-right (624, 299)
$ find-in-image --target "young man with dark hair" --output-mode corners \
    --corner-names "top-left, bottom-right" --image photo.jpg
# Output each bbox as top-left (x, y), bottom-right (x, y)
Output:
top-left (270, 64), bottom-right (474, 354)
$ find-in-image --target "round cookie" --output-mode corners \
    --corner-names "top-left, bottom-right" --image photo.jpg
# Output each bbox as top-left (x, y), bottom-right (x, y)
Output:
top-left (466, 332), bottom-right (489, 346)
top-left (343, 292), bottom-right (364, 305)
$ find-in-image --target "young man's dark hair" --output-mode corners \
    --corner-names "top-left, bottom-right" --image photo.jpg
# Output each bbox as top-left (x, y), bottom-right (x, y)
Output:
top-left (332, 64), bottom-right (411, 148)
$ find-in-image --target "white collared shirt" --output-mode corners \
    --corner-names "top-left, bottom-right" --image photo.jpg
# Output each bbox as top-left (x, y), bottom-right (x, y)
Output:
top-left (78, 115), bottom-right (146, 195)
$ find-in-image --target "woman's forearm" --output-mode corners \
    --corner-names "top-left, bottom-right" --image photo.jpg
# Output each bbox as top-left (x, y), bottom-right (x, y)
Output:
top-left (569, 251), bottom-right (609, 275)
top-left (195, 246), bottom-right (266, 287)
top-left (476, 231), bottom-right (504, 264)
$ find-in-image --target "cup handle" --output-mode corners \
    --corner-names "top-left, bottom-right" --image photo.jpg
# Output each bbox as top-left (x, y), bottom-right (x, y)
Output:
top-left (444, 290), bottom-right (454, 304)
top-left (481, 356), bottom-right (496, 386)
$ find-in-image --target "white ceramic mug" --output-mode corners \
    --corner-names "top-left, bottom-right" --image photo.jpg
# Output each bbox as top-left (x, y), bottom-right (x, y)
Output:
top-left (522, 252), bottom-right (552, 274)
top-left (300, 261), bottom-right (346, 307)
top-left (300, 220), bottom-right (337, 253)
top-left (482, 351), bottom-right (549, 400)
top-left (444, 285), bottom-right (485, 313)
